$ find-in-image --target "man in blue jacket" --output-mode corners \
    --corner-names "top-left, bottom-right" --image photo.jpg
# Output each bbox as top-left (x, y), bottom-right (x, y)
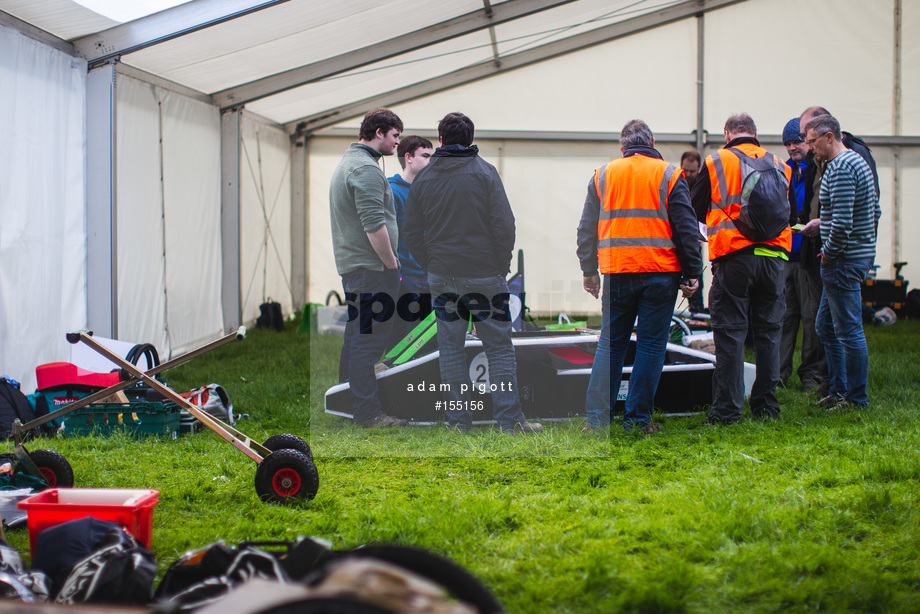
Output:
top-left (403, 112), bottom-right (541, 434)
top-left (779, 118), bottom-right (825, 393)
top-left (388, 135), bottom-right (433, 348)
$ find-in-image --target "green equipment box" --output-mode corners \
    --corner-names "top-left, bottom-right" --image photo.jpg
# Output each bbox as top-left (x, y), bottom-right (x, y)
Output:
top-left (64, 401), bottom-right (180, 439)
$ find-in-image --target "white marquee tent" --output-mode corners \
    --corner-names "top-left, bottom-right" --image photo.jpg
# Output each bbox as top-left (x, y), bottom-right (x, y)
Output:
top-left (1, 0), bottom-right (917, 390)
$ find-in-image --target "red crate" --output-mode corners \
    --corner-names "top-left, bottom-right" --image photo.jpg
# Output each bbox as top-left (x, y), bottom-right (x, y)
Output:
top-left (18, 488), bottom-right (159, 556)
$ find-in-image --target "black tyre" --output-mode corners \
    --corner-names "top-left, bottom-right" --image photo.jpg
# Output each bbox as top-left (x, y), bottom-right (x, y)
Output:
top-left (28, 449), bottom-right (75, 488)
top-left (254, 449), bottom-right (319, 504)
top-left (262, 433), bottom-right (312, 459)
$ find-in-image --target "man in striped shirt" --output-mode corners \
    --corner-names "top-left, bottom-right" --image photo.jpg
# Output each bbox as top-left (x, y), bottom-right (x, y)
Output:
top-left (801, 114), bottom-right (881, 410)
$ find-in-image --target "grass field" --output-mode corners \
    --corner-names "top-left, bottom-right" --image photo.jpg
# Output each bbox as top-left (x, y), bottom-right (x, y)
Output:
top-left (6, 317), bottom-right (919, 613)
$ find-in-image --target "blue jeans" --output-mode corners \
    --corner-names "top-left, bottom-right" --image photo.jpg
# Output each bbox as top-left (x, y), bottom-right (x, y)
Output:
top-left (339, 268), bottom-right (401, 421)
top-left (428, 273), bottom-right (526, 430)
top-left (816, 258), bottom-right (872, 405)
top-left (585, 273), bottom-right (679, 430)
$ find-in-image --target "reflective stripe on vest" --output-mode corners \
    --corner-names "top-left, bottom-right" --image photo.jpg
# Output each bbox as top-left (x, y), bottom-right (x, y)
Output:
top-left (594, 156), bottom-right (682, 274)
top-left (705, 145), bottom-right (792, 260)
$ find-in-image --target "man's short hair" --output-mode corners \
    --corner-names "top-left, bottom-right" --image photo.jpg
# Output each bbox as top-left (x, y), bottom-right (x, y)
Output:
top-left (396, 135), bottom-right (433, 170)
top-left (438, 112), bottom-right (474, 147)
top-left (805, 114), bottom-right (843, 142)
top-left (619, 120), bottom-right (653, 148)
top-left (802, 106), bottom-right (831, 120)
top-left (359, 108), bottom-right (404, 142)
top-left (724, 113), bottom-right (757, 136)
top-left (680, 150), bottom-right (701, 166)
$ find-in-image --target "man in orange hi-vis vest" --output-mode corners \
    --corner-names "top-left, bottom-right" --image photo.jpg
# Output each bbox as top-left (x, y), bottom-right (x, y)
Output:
top-left (577, 120), bottom-right (702, 433)
top-left (690, 113), bottom-right (793, 425)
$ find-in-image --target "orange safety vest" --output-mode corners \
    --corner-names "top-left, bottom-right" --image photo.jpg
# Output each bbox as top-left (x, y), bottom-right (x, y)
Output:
top-left (594, 155), bottom-right (682, 274)
top-left (705, 143), bottom-right (792, 260)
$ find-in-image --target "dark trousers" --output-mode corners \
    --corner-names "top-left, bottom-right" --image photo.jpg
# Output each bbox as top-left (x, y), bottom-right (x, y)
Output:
top-left (779, 260), bottom-right (827, 391)
top-left (709, 252), bottom-right (785, 421)
top-left (339, 268), bottom-right (400, 422)
top-left (387, 272), bottom-right (432, 354)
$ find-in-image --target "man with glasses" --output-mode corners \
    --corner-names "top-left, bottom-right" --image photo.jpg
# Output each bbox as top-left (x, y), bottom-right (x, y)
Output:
top-left (796, 106), bottom-right (879, 403)
top-left (802, 115), bottom-right (880, 411)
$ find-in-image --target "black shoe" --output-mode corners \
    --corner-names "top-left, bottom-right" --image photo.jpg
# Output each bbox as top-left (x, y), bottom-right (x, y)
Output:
top-left (639, 422), bottom-right (662, 434)
top-left (701, 415), bottom-right (739, 426)
top-left (826, 398), bottom-right (869, 413)
top-left (814, 394), bottom-right (844, 409)
top-left (357, 413), bottom-right (408, 428)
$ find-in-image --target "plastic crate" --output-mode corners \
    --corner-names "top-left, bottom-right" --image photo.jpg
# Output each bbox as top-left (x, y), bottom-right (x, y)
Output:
top-left (64, 401), bottom-right (180, 439)
top-left (17, 488), bottom-right (159, 556)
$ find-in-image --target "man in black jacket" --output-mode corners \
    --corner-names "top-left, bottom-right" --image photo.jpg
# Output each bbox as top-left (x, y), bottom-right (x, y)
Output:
top-left (403, 112), bottom-right (541, 434)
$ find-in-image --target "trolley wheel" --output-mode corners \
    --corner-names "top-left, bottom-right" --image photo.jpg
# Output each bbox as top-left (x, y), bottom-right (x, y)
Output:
top-left (254, 449), bottom-right (319, 504)
top-left (28, 449), bottom-right (75, 488)
top-left (262, 433), bottom-right (312, 460)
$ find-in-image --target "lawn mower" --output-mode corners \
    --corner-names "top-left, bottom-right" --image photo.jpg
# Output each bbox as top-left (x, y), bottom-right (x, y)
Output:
top-left (10, 327), bottom-right (318, 505)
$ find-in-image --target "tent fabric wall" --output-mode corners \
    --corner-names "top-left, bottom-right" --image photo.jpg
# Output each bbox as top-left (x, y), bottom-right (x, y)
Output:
top-left (115, 73), bottom-right (223, 357)
top-left (240, 113), bottom-right (294, 323)
top-left (704, 0), bottom-right (895, 137)
top-left (0, 24), bottom-right (86, 391)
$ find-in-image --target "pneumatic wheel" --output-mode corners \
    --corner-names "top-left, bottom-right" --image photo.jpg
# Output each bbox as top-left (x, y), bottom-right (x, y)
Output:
top-left (262, 433), bottom-right (312, 460)
top-left (254, 449), bottom-right (319, 504)
top-left (28, 449), bottom-right (75, 488)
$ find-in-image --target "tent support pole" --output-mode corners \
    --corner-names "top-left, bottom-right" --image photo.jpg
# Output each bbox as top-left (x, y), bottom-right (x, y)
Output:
top-left (86, 61), bottom-right (118, 338)
top-left (221, 108), bottom-right (244, 331)
top-left (291, 134), bottom-right (308, 308)
top-left (695, 12), bottom-right (705, 154)
top-left (891, 0), bottom-right (902, 272)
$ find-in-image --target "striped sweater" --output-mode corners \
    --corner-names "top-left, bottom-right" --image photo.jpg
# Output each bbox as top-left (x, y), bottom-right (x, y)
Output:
top-left (819, 149), bottom-right (881, 262)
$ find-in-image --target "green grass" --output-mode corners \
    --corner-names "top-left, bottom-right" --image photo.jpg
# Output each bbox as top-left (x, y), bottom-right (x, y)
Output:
top-left (6, 318), bottom-right (920, 613)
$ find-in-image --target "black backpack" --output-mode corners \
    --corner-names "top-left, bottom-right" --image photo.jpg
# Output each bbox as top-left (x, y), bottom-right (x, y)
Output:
top-left (722, 147), bottom-right (790, 242)
top-left (0, 377), bottom-right (46, 439)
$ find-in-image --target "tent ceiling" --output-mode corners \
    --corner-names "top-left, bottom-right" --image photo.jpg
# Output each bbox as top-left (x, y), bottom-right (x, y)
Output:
top-left (1, 0), bottom-right (740, 130)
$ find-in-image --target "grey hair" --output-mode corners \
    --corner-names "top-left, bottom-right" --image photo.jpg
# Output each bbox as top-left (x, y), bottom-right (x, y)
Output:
top-left (619, 120), bottom-right (654, 148)
top-left (805, 114), bottom-right (842, 142)
top-left (724, 113), bottom-right (757, 136)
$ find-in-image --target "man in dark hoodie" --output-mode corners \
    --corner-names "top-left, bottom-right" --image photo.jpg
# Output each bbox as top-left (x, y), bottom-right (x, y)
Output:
top-left (577, 120), bottom-right (701, 433)
top-left (402, 112), bottom-right (541, 435)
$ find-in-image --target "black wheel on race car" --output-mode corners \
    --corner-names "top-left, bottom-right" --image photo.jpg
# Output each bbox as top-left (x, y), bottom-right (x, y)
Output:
top-left (254, 449), bottom-right (319, 504)
top-left (28, 449), bottom-right (75, 488)
top-left (262, 433), bottom-right (312, 460)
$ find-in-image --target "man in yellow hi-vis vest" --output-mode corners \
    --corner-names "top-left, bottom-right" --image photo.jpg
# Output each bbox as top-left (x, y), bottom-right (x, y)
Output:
top-left (577, 120), bottom-right (702, 433)
top-left (691, 113), bottom-right (793, 425)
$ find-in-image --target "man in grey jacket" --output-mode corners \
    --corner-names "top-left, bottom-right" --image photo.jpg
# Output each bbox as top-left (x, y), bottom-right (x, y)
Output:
top-left (330, 108), bottom-right (407, 428)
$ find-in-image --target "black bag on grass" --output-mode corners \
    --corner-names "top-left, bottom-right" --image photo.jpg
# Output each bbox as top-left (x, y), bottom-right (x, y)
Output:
top-left (0, 377), bottom-right (49, 439)
top-left (156, 541), bottom-right (291, 611)
top-left (156, 539), bottom-right (503, 614)
top-left (257, 301), bottom-right (285, 332)
top-left (32, 516), bottom-right (156, 605)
